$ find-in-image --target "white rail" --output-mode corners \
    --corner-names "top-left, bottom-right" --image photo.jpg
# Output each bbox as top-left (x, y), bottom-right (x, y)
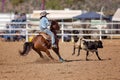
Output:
top-left (0, 21), bottom-right (120, 42)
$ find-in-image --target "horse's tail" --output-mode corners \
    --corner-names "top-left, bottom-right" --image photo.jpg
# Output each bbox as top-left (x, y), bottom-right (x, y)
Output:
top-left (19, 42), bottom-right (33, 56)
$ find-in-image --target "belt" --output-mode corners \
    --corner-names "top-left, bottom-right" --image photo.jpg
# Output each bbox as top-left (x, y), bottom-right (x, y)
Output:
top-left (43, 28), bottom-right (47, 29)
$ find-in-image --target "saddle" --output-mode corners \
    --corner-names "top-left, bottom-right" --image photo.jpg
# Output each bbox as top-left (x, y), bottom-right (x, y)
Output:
top-left (39, 32), bottom-right (57, 48)
top-left (39, 32), bottom-right (51, 41)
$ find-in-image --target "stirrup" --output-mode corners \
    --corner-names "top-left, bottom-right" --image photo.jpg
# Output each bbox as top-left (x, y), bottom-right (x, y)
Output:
top-left (51, 44), bottom-right (57, 48)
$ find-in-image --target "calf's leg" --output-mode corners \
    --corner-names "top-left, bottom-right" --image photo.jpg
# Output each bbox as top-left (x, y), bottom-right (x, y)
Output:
top-left (72, 45), bottom-right (76, 55)
top-left (86, 51), bottom-right (89, 61)
top-left (77, 46), bottom-right (81, 56)
top-left (95, 51), bottom-right (101, 60)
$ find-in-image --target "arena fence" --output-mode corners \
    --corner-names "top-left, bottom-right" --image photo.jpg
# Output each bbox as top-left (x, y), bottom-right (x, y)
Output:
top-left (0, 21), bottom-right (120, 42)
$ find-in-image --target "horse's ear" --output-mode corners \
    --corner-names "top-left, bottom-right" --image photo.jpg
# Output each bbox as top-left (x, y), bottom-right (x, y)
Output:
top-left (50, 20), bottom-right (60, 30)
top-left (51, 20), bottom-right (58, 25)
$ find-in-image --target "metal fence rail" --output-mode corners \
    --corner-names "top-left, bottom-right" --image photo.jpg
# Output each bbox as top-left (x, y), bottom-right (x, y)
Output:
top-left (0, 21), bottom-right (120, 42)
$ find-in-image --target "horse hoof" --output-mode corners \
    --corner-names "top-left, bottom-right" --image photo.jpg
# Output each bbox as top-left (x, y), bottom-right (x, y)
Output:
top-left (72, 53), bottom-right (75, 55)
top-left (59, 59), bottom-right (65, 62)
top-left (86, 59), bottom-right (89, 61)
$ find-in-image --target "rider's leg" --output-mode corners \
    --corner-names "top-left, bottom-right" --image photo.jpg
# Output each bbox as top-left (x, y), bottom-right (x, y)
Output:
top-left (44, 29), bottom-right (56, 45)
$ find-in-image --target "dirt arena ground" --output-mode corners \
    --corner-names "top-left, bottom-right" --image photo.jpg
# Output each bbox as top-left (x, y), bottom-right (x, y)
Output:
top-left (0, 39), bottom-right (120, 80)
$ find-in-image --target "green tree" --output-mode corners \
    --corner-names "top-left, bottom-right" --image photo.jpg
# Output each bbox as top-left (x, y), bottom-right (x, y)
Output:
top-left (10, 0), bottom-right (24, 6)
top-left (46, 0), bottom-right (62, 9)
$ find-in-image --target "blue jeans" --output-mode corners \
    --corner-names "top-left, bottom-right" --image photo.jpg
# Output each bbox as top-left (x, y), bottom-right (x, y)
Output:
top-left (43, 29), bottom-right (55, 45)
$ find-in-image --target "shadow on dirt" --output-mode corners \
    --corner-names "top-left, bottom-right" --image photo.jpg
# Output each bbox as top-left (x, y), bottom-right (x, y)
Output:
top-left (65, 58), bottom-right (111, 62)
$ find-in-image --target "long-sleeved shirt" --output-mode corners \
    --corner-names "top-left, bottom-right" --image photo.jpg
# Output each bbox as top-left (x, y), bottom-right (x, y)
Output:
top-left (39, 17), bottom-right (50, 30)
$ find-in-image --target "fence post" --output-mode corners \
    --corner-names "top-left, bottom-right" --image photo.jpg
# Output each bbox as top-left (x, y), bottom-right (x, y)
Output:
top-left (99, 27), bottom-right (102, 40)
top-left (61, 20), bottom-right (64, 42)
top-left (61, 19), bottom-right (64, 42)
top-left (25, 22), bottom-right (29, 42)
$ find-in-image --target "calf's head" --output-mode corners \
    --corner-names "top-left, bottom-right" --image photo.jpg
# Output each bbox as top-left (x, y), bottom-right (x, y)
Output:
top-left (95, 40), bottom-right (103, 48)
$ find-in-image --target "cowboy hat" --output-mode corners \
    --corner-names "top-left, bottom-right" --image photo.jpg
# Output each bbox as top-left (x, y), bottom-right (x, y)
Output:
top-left (40, 11), bottom-right (49, 16)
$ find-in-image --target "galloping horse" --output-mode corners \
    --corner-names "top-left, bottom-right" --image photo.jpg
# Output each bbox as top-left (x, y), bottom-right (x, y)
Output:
top-left (19, 20), bottom-right (65, 62)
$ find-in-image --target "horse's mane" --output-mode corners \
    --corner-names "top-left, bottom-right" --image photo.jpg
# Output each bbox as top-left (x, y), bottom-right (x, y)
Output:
top-left (50, 20), bottom-right (60, 31)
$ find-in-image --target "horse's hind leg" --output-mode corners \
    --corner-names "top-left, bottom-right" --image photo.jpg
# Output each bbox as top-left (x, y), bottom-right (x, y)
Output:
top-left (33, 48), bottom-right (44, 58)
top-left (44, 49), bottom-right (54, 60)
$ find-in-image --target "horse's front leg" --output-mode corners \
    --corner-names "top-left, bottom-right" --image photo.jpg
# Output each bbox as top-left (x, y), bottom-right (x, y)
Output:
top-left (52, 47), bottom-right (65, 62)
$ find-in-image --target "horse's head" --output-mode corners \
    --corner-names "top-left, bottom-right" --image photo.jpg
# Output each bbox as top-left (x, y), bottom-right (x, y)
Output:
top-left (50, 20), bottom-right (60, 31)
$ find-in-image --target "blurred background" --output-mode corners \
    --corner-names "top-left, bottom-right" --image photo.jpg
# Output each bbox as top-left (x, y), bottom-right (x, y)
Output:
top-left (0, 0), bottom-right (120, 42)
top-left (0, 0), bottom-right (120, 15)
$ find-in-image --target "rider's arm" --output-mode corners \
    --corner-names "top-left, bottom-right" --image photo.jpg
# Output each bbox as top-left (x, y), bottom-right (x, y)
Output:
top-left (45, 18), bottom-right (50, 26)
top-left (45, 18), bottom-right (50, 29)
top-left (39, 17), bottom-right (50, 29)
